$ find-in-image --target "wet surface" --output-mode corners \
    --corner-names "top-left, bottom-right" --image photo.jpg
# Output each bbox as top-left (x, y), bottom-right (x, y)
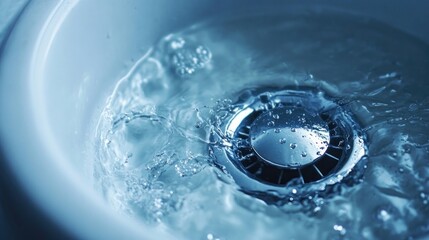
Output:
top-left (93, 11), bottom-right (429, 239)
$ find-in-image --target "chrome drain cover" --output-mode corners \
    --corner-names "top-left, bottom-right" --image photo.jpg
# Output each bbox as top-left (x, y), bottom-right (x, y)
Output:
top-left (210, 88), bottom-right (366, 199)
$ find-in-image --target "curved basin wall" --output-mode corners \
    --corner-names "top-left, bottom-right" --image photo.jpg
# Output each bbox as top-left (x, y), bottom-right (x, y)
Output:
top-left (0, 0), bottom-right (428, 239)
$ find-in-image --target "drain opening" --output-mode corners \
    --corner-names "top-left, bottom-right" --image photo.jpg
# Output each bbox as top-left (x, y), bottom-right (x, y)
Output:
top-left (211, 88), bottom-right (366, 199)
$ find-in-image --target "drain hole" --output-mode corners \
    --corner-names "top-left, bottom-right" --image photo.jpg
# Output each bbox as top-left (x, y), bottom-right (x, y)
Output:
top-left (260, 165), bottom-right (284, 184)
top-left (211, 89), bottom-right (366, 199)
top-left (301, 165), bottom-right (322, 183)
top-left (326, 146), bottom-right (344, 160)
top-left (315, 155), bottom-right (339, 175)
top-left (230, 107), bottom-right (349, 186)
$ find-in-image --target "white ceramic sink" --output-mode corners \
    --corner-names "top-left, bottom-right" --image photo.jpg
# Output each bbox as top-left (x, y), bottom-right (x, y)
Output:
top-left (0, 1), bottom-right (428, 239)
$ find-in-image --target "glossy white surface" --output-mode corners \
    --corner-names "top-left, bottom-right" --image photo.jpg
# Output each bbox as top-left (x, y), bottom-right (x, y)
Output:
top-left (0, 1), bottom-right (427, 239)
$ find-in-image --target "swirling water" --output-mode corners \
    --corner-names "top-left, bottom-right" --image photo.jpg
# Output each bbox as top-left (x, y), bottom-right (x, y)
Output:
top-left (93, 12), bottom-right (429, 239)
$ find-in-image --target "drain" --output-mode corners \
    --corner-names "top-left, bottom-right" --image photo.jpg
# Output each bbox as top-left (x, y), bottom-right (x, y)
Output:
top-left (210, 88), bottom-right (366, 199)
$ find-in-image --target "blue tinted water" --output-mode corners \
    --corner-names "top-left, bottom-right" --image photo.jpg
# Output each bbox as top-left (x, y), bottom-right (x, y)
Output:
top-left (93, 12), bottom-right (429, 239)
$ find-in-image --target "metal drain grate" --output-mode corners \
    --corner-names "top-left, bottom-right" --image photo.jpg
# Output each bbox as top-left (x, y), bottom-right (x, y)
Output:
top-left (210, 88), bottom-right (366, 199)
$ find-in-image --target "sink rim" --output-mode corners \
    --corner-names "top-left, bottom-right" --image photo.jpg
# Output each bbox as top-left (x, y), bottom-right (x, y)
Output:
top-left (0, 0), bottom-right (428, 239)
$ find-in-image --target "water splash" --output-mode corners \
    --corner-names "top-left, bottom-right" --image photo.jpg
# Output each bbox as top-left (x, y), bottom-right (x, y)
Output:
top-left (164, 36), bottom-right (212, 78)
top-left (93, 12), bottom-right (429, 240)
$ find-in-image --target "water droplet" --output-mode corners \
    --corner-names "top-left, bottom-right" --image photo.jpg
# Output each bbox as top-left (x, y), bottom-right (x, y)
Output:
top-left (291, 128), bottom-right (296, 132)
top-left (272, 114), bottom-right (280, 119)
top-left (402, 144), bottom-right (412, 154)
top-left (376, 208), bottom-right (391, 222)
top-left (169, 37), bottom-right (185, 49)
top-left (169, 41), bottom-right (212, 77)
top-left (409, 103), bottom-right (418, 111)
top-left (389, 151), bottom-right (398, 158)
top-left (301, 152), bottom-right (307, 157)
top-left (316, 151), bottom-right (321, 155)
top-left (267, 121), bottom-right (275, 127)
top-left (279, 138), bottom-right (287, 144)
top-left (195, 121), bottom-right (202, 128)
top-left (292, 188), bottom-right (297, 194)
top-left (333, 224), bottom-right (346, 235)
top-left (290, 143), bottom-right (297, 149)
top-left (313, 206), bottom-right (321, 213)
top-left (274, 128), bottom-right (281, 133)
top-left (378, 71), bottom-right (399, 79)
top-left (195, 45), bottom-right (212, 66)
top-left (104, 139), bottom-right (111, 146)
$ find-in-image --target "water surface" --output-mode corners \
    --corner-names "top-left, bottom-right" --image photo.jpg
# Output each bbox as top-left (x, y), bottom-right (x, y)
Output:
top-left (93, 12), bottom-right (429, 239)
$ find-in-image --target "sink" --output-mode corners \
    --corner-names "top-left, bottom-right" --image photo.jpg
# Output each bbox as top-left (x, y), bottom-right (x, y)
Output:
top-left (0, 1), bottom-right (428, 239)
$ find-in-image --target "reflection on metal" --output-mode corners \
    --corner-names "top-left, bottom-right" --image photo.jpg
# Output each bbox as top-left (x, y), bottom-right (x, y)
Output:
top-left (211, 88), bottom-right (367, 200)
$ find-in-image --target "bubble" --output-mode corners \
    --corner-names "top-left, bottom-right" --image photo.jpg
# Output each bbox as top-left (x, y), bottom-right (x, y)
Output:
top-left (279, 138), bottom-right (287, 144)
top-left (195, 121), bottom-right (203, 128)
top-left (389, 151), bottom-right (398, 158)
top-left (333, 224), bottom-right (347, 235)
top-left (409, 103), bottom-right (418, 111)
top-left (267, 121), bottom-right (275, 127)
top-left (420, 192), bottom-right (429, 204)
top-left (290, 143), bottom-right (297, 149)
top-left (169, 37), bottom-right (185, 49)
top-left (104, 139), bottom-right (111, 146)
top-left (291, 128), bottom-right (296, 132)
top-left (274, 128), bottom-right (281, 133)
top-left (195, 45), bottom-right (212, 67)
top-left (168, 38), bottom-right (212, 78)
top-left (174, 154), bottom-right (207, 177)
top-left (313, 206), bottom-right (321, 213)
top-left (378, 71), bottom-right (399, 79)
top-left (272, 114), bottom-right (280, 119)
top-left (301, 152), bottom-right (307, 157)
top-left (376, 208), bottom-right (392, 222)
top-left (402, 144), bottom-right (412, 154)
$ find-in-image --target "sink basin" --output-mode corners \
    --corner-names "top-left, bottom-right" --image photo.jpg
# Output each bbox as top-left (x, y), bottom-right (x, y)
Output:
top-left (0, 1), bottom-right (428, 239)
